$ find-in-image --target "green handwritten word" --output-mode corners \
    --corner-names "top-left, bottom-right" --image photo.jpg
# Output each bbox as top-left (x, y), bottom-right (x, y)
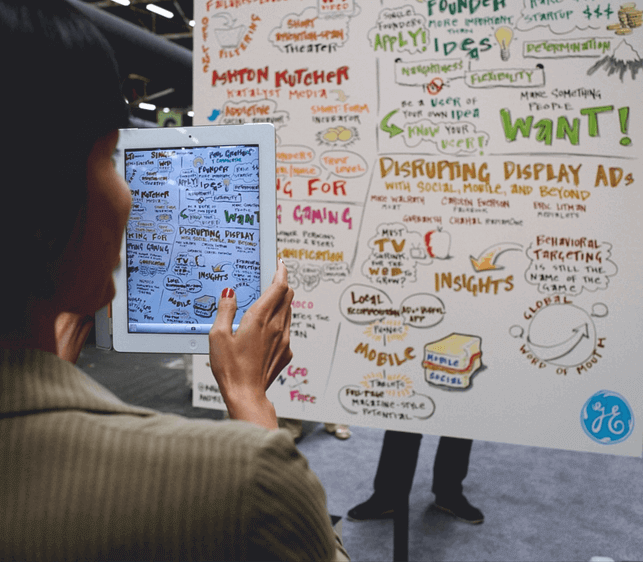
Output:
top-left (427, 0), bottom-right (506, 17)
top-left (431, 36), bottom-right (492, 59)
top-left (400, 60), bottom-right (463, 77)
top-left (373, 29), bottom-right (427, 52)
top-left (500, 106), bottom-right (628, 146)
top-left (467, 69), bottom-right (537, 87)
top-left (408, 123), bottom-right (440, 139)
top-left (524, 38), bottom-right (611, 57)
top-left (522, 10), bottom-right (573, 24)
top-left (224, 210), bottom-right (258, 226)
top-left (464, 15), bottom-right (513, 26)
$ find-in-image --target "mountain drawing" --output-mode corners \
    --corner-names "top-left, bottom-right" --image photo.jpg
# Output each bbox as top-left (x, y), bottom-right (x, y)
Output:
top-left (587, 40), bottom-right (643, 80)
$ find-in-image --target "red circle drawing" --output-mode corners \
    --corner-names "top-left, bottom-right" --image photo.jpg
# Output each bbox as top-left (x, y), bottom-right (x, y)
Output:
top-left (426, 78), bottom-right (444, 95)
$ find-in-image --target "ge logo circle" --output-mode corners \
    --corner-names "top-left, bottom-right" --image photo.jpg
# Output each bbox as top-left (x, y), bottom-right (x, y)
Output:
top-left (581, 390), bottom-right (634, 445)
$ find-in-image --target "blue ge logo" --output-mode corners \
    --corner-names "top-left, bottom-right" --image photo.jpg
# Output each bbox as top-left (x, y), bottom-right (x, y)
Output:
top-left (581, 390), bottom-right (634, 445)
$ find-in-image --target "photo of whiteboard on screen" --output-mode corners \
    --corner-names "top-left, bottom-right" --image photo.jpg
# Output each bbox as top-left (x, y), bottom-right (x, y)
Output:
top-left (112, 124), bottom-right (277, 354)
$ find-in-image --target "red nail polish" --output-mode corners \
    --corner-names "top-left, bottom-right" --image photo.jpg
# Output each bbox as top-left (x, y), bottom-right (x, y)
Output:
top-left (222, 288), bottom-right (235, 299)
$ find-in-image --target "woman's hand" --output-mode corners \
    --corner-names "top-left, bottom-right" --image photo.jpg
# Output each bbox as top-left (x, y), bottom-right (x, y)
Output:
top-left (208, 261), bottom-right (294, 430)
top-left (55, 312), bottom-right (95, 364)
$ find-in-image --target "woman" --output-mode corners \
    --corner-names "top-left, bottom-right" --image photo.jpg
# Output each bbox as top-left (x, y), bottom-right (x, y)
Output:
top-left (0, 2), bottom-right (348, 560)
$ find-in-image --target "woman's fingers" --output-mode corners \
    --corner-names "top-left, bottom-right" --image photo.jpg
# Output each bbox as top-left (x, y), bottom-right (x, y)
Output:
top-left (274, 259), bottom-right (288, 285)
top-left (210, 288), bottom-right (237, 337)
top-left (261, 261), bottom-right (290, 304)
top-left (205, 263), bottom-right (294, 429)
top-left (265, 290), bottom-right (294, 387)
top-left (240, 261), bottom-right (291, 327)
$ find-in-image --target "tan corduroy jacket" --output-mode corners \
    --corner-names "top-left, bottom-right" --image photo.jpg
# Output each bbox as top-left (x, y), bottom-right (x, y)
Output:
top-left (0, 349), bottom-right (349, 561)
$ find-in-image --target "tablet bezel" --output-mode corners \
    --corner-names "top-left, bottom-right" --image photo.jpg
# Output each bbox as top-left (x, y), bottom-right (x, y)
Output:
top-left (112, 124), bottom-right (277, 354)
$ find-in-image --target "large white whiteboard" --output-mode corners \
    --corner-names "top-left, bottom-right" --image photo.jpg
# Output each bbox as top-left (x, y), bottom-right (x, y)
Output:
top-left (192, 0), bottom-right (643, 456)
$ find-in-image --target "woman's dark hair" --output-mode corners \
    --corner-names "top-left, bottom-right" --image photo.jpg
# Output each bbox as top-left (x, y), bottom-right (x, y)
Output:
top-left (0, 0), bottom-right (130, 329)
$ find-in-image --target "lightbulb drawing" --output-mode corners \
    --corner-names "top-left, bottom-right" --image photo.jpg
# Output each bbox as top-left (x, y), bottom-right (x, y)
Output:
top-left (495, 27), bottom-right (513, 61)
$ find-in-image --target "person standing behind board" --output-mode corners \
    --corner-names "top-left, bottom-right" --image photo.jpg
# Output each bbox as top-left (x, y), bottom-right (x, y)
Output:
top-left (348, 431), bottom-right (483, 524)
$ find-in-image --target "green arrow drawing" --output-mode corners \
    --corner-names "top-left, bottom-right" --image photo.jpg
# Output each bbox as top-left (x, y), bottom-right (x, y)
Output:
top-left (381, 110), bottom-right (404, 138)
top-left (180, 209), bottom-right (188, 219)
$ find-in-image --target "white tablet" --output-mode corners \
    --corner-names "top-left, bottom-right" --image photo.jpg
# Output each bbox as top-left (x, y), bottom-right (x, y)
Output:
top-left (112, 124), bottom-right (277, 353)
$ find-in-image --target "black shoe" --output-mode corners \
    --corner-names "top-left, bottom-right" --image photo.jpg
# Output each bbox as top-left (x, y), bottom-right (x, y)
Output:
top-left (347, 495), bottom-right (395, 521)
top-left (433, 495), bottom-right (484, 524)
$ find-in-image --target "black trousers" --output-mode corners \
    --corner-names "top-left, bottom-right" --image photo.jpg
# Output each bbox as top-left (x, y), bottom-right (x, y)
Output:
top-left (373, 431), bottom-right (472, 500)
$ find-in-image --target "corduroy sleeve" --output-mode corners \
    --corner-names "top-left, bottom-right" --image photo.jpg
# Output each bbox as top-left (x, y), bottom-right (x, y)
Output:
top-left (0, 350), bottom-right (350, 561)
top-left (243, 429), bottom-right (349, 562)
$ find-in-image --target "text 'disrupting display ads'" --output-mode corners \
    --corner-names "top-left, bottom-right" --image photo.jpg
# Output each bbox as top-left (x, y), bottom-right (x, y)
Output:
top-left (192, 0), bottom-right (643, 456)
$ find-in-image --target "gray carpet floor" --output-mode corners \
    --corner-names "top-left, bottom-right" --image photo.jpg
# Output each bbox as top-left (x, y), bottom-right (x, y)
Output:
top-left (78, 345), bottom-right (643, 562)
top-left (297, 423), bottom-right (643, 562)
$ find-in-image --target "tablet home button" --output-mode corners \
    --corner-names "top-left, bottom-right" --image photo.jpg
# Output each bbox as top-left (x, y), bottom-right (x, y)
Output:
top-left (189, 340), bottom-right (197, 350)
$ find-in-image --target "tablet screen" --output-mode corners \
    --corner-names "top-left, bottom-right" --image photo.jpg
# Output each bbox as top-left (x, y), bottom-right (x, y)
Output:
top-left (124, 144), bottom-right (260, 334)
